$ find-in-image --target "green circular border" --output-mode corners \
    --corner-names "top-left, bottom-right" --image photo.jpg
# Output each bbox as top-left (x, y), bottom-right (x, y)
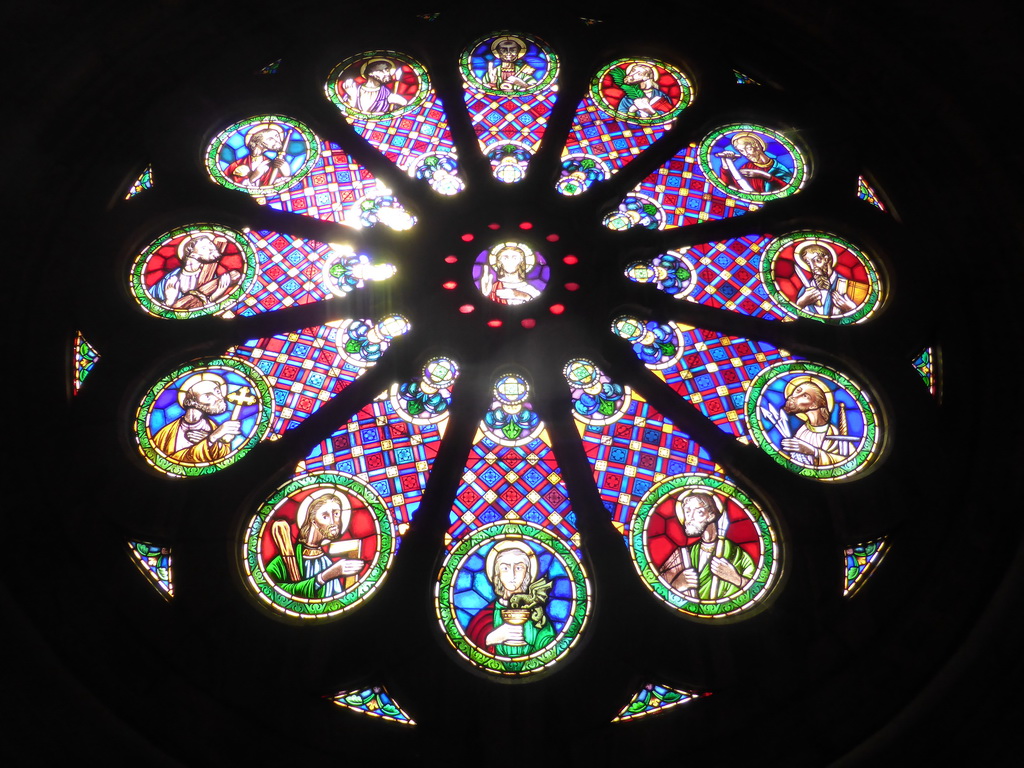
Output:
top-left (325, 50), bottom-right (430, 119)
top-left (205, 114), bottom-right (318, 195)
top-left (435, 522), bottom-right (590, 676)
top-left (759, 231), bottom-right (884, 325)
top-left (743, 360), bottom-right (881, 481)
top-left (630, 474), bottom-right (780, 619)
top-left (698, 123), bottom-right (808, 203)
top-left (458, 31), bottom-right (559, 96)
top-left (129, 223), bottom-right (258, 320)
top-left (242, 472), bottom-right (396, 620)
top-left (135, 356), bottom-right (274, 477)
top-left (590, 57), bottom-right (694, 126)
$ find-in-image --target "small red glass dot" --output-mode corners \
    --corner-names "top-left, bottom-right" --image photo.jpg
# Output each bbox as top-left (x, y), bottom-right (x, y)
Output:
top-left (563, 255), bottom-right (578, 265)
top-left (487, 319), bottom-right (503, 327)
top-left (487, 223), bottom-right (501, 230)
top-left (459, 304), bottom-right (475, 313)
top-left (443, 281), bottom-right (457, 290)
top-left (521, 318), bottom-right (537, 328)
top-left (565, 282), bottom-right (580, 291)
top-left (546, 234), bottom-right (560, 242)
top-left (461, 233), bottom-right (475, 242)
top-left (549, 304), bottom-right (566, 315)
top-left (444, 255), bottom-right (458, 264)
top-left (519, 221), bottom-right (533, 230)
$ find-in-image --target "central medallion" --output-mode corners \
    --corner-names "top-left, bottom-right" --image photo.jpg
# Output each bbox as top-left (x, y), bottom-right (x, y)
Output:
top-left (474, 241), bottom-right (549, 305)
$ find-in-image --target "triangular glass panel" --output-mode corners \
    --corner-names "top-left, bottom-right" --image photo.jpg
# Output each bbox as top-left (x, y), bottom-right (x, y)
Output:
top-left (613, 684), bottom-right (707, 722)
top-left (843, 538), bottom-right (889, 597)
top-left (72, 331), bottom-right (100, 395)
top-left (127, 541), bottom-right (173, 600)
top-left (125, 165), bottom-right (153, 199)
top-left (331, 686), bottom-right (414, 724)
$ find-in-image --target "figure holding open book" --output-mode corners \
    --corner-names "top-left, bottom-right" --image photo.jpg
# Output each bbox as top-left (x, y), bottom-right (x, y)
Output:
top-left (265, 488), bottom-right (372, 599)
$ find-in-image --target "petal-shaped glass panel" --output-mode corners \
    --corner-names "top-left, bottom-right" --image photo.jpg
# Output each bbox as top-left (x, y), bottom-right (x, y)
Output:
top-left (557, 58), bottom-right (694, 196)
top-left (206, 114), bottom-right (415, 230)
top-left (613, 318), bottom-right (882, 481)
top-left (460, 31), bottom-right (559, 183)
top-left (436, 373), bottom-right (590, 676)
top-left (626, 231), bottom-right (884, 325)
top-left (604, 123), bottom-right (807, 230)
top-left (135, 316), bottom-right (409, 477)
top-left (130, 225), bottom-right (395, 320)
top-left (564, 359), bottom-right (780, 618)
top-left (326, 51), bottom-right (464, 195)
top-left (243, 358), bottom-right (458, 620)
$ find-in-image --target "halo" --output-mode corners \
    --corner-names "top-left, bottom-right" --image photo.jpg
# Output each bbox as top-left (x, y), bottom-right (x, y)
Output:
top-left (175, 231), bottom-right (220, 261)
top-left (295, 487), bottom-right (352, 535)
top-left (794, 240), bottom-right (838, 272)
top-left (673, 488), bottom-right (728, 536)
top-left (360, 57), bottom-right (397, 79)
top-left (487, 242), bottom-right (535, 272)
top-left (730, 130), bottom-right (767, 152)
top-left (484, 538), bottom-right (539, 585)
top-left (243, 121), bottom-right (284, 149)
top-left (783, 374), bottom-right (836, 416)
top-left (490, 35), bottom-right (526, 58)
top-left (624, 60), bottom-right (657, 79)
top-left (176, 371), bottom-right (226, 408)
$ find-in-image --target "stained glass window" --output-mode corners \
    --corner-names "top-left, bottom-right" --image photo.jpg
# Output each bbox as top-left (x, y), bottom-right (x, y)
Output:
top-left (55, 10), bottom-right (972, 760)
top-left (912, 347), bottom-right (938, 397)
top-left (71, 330), bottom-right (100, 395)
top-left (612, 685), bottom-right (708, 722)
top-left (125, 165), bottom-right (153, 199)
top-left (331, 686), bottom-right (415, 724)
top-left (127, 541), bottom-right (173, 600)
top-left (843, 539), bottom-right (889, 598)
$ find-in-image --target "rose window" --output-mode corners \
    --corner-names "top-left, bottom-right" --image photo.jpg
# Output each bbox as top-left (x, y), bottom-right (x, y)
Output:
top-left (64, 14), bottom-right (949, 757)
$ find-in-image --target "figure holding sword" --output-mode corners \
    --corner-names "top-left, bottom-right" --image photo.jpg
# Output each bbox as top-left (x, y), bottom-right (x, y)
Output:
top-left (714, 131), bottom-right (793, 194)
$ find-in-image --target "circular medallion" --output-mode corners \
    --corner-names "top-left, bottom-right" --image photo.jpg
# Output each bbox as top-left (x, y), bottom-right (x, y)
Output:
top-left (624, 250), bottom-right (697, 298)
top-left (699, 123), bottom-right (807, 203)
top-left (564, 358), bottom-right (633, 426)
top-left (129, 224), bottom-right (257, 319)
top-left (389, 357), bottom-right (459, 425)
top-left (136, 357), bottom-right (273, 477)
top-left (631, 474), bottom-right (780, 618)
top-left (460, 31), bottom-right (558, 95)
top-left (434, 522), bottom-right (590, 676)
top-left (611, 316), bottom-right (686, 370)
top-left (744, 361), bottom-right (882, 480)
top-left (326, 50), bottom-right (429, 119)
top-left (591, 58), bottom-right (693, 125)
top-left (243, 472), bottom-right (395, 619)
top-left (206, 115), bottom-right (317, 195)
top-left (474, 242), bottom-right (548, 305)
top-left (760, 231), bottom-right (884, 324)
